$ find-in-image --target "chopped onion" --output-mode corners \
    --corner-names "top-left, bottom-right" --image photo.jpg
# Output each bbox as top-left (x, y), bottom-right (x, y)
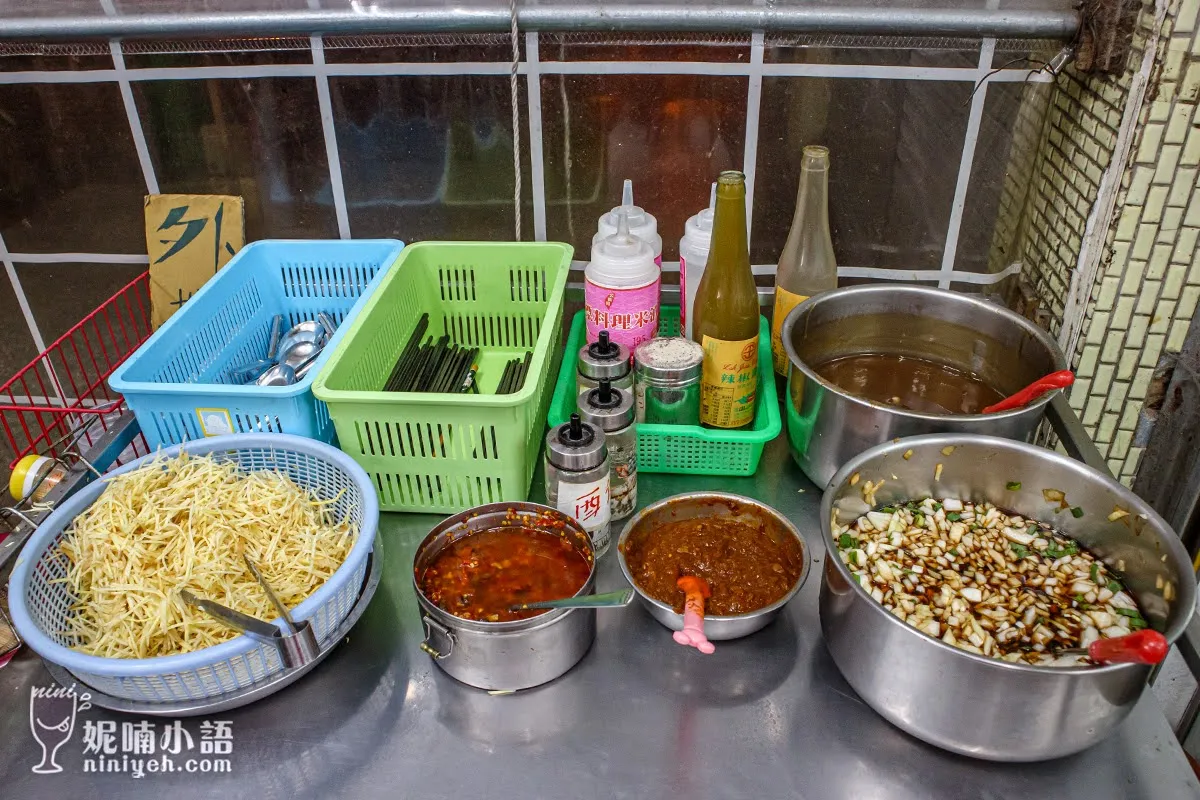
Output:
top-left (1003, 527), bottom-right (1035, 545)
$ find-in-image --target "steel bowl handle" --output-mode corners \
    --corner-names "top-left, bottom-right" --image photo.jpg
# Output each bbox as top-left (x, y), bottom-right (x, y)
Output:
top-left (421, 615), bottom-right (455, 660)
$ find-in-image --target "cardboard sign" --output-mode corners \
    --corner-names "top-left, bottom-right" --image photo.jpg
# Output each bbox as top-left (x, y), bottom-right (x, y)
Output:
top-left (145, 194), bottom-right (245, 328)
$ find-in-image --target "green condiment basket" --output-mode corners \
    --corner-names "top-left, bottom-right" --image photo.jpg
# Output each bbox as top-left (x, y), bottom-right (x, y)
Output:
top-left (547, 307), bottom-right (781, 476)
top-left (313, 241), bottom-right (572, 513)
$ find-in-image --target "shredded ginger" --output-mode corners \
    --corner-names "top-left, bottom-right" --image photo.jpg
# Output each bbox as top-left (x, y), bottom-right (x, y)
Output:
top-left (57, 452), bottom-right (354, 658)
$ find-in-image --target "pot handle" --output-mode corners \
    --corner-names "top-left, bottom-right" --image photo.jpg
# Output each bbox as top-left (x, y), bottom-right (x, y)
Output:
top-left (420, 615), bottom-right (456, 660)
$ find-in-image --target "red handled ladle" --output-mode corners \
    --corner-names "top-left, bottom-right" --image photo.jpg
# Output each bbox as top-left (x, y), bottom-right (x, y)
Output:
top-left (981, 370), bottom-right (1075, 414)
top-left (1058, 629), bottom-right (1169, 665)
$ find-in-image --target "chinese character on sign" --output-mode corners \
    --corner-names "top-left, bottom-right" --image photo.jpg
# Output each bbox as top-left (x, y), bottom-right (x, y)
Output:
top-left (82, 720), bottom-right (118, 755)
top-left (153, 204), bottom-right (238, 271)
top-left (574, 487), bottom-right (602, 522)
top-left (145, 193), bottom-right (245, 329)
top-left (159, 720), bottom-right (194, 755)
top-left (200, 720), bottom-right (233, 755)
top-left (121, 720), bottom-right (156, 755)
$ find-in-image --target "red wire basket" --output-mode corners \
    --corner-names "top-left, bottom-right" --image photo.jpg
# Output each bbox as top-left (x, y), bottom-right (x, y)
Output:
top-left (0, 272), bottom-right (153, 469)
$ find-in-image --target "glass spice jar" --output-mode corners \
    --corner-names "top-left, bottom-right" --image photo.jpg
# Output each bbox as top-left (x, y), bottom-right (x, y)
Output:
top-left (633, 337), bottom-right (704, 425)
top-left (544, 414), bottom-right (612, 555)
top-left (577, 380), bottom-right (637, 520)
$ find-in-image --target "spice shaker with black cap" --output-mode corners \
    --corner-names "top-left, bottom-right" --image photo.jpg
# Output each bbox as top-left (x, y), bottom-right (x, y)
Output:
top-left (544, 413), bottom-right (612, 555)
top-left (577, 380), bottom-right (637, 520)
top-left (576, 330), bottom-right (633, 399)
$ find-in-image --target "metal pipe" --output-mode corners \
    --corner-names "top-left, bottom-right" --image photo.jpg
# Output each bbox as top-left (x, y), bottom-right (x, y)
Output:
top-left (1046, 393), bottom-right (1112, 477)
top-left (1, 5), bottom-right (1080, 41)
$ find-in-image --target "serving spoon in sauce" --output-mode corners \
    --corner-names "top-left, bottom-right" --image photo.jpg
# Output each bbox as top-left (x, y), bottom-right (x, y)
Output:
top-left (673, 576), bottom-right (715, 655)
top-left (981, 369), bottom-right (1075, 414)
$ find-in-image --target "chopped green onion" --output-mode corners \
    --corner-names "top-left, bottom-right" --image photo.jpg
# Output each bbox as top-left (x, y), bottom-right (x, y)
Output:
top-left (1006, 481), bottom-right (1022, 491)
top-left (1090, 563), bottom-right (1100, 584)
top-left (915, 513), bottom-right (925, 527)
top-left (1115, 607), bottom-right (1144, 621)
top-left (837, 533), bottom-right (857, 549)
top-left (948, 548), bottom-right (959, 556)
top-left (1045, 541), bottom-right (1080, 559)
top-left (1010, 543), bottom-right (1029, 559)
top-left (1070, 506), bottom-right (1084, 518)
top-left (880, 505), bottom-right (896, 513)
top-left (1073, 593), bottom-right (1086, 605)
top-left (1107, 579), bottom-right (1122, 593)
top-left (946, 512), bottom-right (961, 522)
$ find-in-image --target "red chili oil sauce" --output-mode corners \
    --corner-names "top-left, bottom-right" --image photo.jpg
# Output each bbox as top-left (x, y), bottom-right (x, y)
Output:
top-left (421, 527), bottom-right (592, 622)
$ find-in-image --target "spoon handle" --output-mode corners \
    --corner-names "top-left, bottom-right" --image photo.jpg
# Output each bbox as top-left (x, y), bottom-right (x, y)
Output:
top-left (982, 370), bottom-right (1075, 414)
top-left (509, 589), bottom-right (634, 611)
top-left (1088, 629), bottom-right (1168, 665)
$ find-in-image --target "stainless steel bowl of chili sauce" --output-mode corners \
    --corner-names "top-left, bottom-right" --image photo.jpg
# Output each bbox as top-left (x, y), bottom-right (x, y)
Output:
top-left (412, 502), bottom-right (597, 691)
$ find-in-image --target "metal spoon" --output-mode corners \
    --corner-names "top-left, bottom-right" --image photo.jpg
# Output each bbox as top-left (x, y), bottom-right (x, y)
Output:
top-left (508, 588), bottom-right (634, 611)
top-left (280, 340), bottom-right (321, 370)
top-left (255, 363), bottom-right (296, 386)
top-left (266, 314), bottom-right (284, 360)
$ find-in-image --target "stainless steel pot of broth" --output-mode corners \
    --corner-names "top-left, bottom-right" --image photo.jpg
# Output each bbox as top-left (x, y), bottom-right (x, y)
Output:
top-left (780, 285), bottom-right (1068, 487)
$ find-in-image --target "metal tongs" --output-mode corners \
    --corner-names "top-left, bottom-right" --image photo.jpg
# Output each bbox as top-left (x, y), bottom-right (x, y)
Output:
top-left (180, 555), bottom-right (321, 669)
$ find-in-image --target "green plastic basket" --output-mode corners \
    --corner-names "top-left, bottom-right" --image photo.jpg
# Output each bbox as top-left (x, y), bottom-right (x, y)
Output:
top-left (313, 241), bottom-right (572, 513)
top-left (548, 307), bottom-right (781, 476)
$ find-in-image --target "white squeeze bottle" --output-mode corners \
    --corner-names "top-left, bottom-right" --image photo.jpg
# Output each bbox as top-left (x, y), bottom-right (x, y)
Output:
top-left (584, 209), bottom-right (661, 352)
top-left (593, 179), bottom-right (663, 266)
top-left (679, 182), bottom-right (716, 340)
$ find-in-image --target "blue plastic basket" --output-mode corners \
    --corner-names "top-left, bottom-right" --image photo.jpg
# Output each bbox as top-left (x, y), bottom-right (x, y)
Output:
top-left (8, 434), bottom-right (379, 703)
top-left (109, 239), bottom-right (403, 450)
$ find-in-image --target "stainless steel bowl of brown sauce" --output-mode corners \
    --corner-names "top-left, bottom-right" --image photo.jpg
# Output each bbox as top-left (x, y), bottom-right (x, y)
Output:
top-left (781, 284), bottom-right (1069, 487)
top-left (617, 492), bottom-right (810, 640)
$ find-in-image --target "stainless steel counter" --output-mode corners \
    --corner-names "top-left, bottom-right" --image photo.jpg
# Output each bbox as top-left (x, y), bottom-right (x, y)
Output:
top-left (2, 436), bottom-right (1198, 799)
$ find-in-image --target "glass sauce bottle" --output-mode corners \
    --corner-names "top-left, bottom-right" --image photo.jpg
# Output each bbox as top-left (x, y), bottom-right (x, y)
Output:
top-left (771, 146), bottom-right (837, 385)
top-left (690, 171), bottom-right (758, 430)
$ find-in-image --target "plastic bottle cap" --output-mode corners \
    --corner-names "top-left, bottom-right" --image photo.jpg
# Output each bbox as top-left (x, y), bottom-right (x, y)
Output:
top-left (587, 208), bottom-right (657, 287)
top-left (596, 179), bottom-right (661, 253)
top-left (683, 182), bottom-right (717, 250)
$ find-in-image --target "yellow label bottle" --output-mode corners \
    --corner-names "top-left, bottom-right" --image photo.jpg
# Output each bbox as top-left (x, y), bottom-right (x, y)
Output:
top-left (692, 171), bottom-right (759, 430)
top-left (700, 335), bottom-right (758, 428)
top-left (771, 145), bottom-right (837, 379)
top-left (770, 287), bottom-right (808, 376)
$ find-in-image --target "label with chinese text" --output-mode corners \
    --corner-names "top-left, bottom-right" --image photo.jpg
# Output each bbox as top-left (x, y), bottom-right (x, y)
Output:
top-left (770, 287), bottom-right (809, 377)
top-left (700, 334), bottom-right (758, 428)
top-left (556, 475), bottom-right (612, 554)
top-left (584, 277), bottom-right (661, 354)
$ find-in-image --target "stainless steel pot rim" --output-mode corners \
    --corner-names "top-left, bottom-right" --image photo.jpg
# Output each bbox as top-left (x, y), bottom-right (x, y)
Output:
top-left (779, 285), bottom-right (1067, 423)
top-left (412, 501), bottom-right (597, 633)
top-left (819, 432), bottom-right (1195, 676)
top-left (616, 491), bottom-right (812, 622)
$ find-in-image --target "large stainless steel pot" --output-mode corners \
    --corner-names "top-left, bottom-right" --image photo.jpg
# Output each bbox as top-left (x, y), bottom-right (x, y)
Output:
top-left (413, 502), bottom-right (597, 691)
top-left (781, 285), bottom-right (1068, 487)
top-left (819, 434), bottom-right (1196, 762)
top-left (617, 492), bottom-right (810, 640)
